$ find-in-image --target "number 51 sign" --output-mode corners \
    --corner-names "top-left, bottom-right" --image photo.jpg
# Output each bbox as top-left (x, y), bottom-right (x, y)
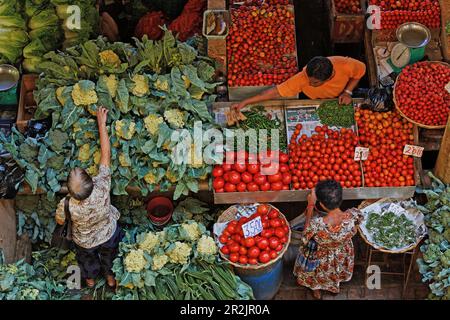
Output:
top-left (242, 216), bottom-right (263, 238)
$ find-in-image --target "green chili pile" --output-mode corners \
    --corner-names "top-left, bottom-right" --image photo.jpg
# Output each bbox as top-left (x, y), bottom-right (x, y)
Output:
top-left (317, 100), bottom-right (355, 128)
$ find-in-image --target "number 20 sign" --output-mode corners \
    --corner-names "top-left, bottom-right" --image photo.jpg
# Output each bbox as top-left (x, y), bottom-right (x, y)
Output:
top-left (242, 216), bottom-right (263, 238)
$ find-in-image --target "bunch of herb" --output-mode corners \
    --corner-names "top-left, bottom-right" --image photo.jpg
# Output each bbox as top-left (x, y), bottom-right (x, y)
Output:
top-left (365, 211), bottom-right (416, 249)
top-left (171, 197), bottom-right (219, 229)
top-left (317, 100), bottom-right (355, 128)
top-left (416, 172), bottom-right (450, 300)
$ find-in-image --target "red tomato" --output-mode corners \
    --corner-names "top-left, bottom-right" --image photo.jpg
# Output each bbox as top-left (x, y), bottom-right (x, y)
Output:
top-left (275, 244), bottom-right (283, 252)
top-left (283, 225), bottom-right (289, 234)
top-left (219, 235), bottom-right (228, 244)
top-left (224, 183), bottom-right (236, 192)
top-left (239, 256), bottom-right (248, 265)
top-left (248, 258), bottom-right (258, 265)
top-left (222, 164), bottom-right (232, 172)
top-left (279, 164), bottom-right (289, 173)
top-left (247, 182), bottom-right (259, 192)
top-left (241, 172), bottom-right (253, 184)
top-left (270, 218), bottom-right (282, 228)
top-left (233, 163), bottom-right (247, 173)
top-left (268, 209), bottom-right (279, 219)
top-left (247, 246), bottom-right (261, 258)
top-left (257, 204), bottom-right (270, 215)
top-left (220, 246), bottom-right (230, 255)
top-left (253, 173), bottom-right (267, 185)
top-left (269, 250), bottom-right (277, 259)
top-left (232, 234), bottom-right (242, 242)
top-left (274, 227), bottom-right (285, 238)
top-left (279, 152), bottom-right (289, 163)
top-left (239, 246), bottom-right (247, 256)
top-left (280, 236), bottom-right (288, 244)
top-left (228, 242), bottom-right (240, 253)
top-left (257, 238), bottom-right (269, 250)
top-left (271, 181), bottom-right (283, 191)
top-left (228, 171), bottom-right (241, 185)
top-left (269, 237), bottom-right (280, 249)
top-left (246, 164), bottom-right (260, 174)
top-left (229, 253), bottom-right (239, 263)
top-left (268, 173), bottom-right (282, 183)
top-left (212, 166), bottom-right (224, 177)
top-left (213, 178), bottom-right (225, 190)
top-left (260, 182), bottom-right (271, 191)
top-left (226, 224), bottom-right (237, 234)
top-left (236, 182), bottom-right (247, 192)
top-left (282, 173), bottom-right (292, 185)
top-left (258, 251), bottom-right (271, 264)
top-left (244, 237), bottom-right (256, 248)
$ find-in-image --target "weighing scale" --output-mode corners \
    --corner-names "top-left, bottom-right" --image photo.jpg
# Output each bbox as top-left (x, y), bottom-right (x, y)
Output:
top-left (387, 22), bottom-right (431, 73)
top-left (0, 65), bottom-right (19, 106)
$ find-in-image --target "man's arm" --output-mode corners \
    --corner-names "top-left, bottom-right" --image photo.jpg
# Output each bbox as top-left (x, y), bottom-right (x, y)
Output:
top-left (231, 87), bottom-right (281, 112)
top-left (338, 78), bottom-right (361, 105)
top-left (338, 58), bottom-right (366, 105)
top-left (97, 106), bottom-right (111, 167)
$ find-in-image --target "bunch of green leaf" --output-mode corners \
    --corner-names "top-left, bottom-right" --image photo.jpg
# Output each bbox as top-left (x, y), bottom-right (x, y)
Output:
top-left (111, 225), bottom-right (253, 300)
top-left (112, 196), bottom-right (153, 231)
top-left (0, 2), bottom-right (28, 64)
top-left (50, 0), bottom-right (99, 49)
top-left (416, 172), bottom-right (450, 300)
top-left (0, 126), bottom-right (70, 199)
top-left (22, 0), bottom-right (63, 73)
top-left (365, 211), bottom-right (416, 249)
top-left (230, 106), bottom-right (287, 152)
top-left (172, 197), bottom-right (219, 229)
top-left (0, 255), bottom-right (78, 300)
top-left (9, 29), bottom-right (220, 200)
top-left (317, 100), bottom-right (355, 128)
top-left (15, 194), bottom-right (62, 244)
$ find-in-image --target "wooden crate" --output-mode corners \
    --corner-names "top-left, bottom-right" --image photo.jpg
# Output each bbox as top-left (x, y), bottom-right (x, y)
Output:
top-left (440, 0), bottom-right (450, 61)
top-left (329, 0), bottom-right (366, 44)
top-left (17, 74), bottom-right (38, 133)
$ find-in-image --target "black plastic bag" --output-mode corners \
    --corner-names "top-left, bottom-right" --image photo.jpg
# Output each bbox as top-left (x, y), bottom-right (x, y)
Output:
top-left (361, 87), bottom-right (394, 113)
top-left (0, 152), bottom-right (24, 199)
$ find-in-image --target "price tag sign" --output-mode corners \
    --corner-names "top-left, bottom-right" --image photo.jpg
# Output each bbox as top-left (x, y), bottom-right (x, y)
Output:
top-left (445, 81), bottom-right (450, 94)
top-left (387, 203), bottom-right (406, 215)
top-left (354, 147), bottom-right (370, 161)
top-left (242, 216), bottom-right (263, 238)
top-left (403, 144), bottom-right (424, 158)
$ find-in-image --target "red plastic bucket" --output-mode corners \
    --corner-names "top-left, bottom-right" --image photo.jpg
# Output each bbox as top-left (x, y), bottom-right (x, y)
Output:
top-left (146, 197), bottom-right (174, 227)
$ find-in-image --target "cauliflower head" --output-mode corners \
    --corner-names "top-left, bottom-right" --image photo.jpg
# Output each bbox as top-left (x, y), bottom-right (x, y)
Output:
top-left (144, 172), bottom-right (157, 185)
top-left (197, 235), bottom-right (217, 256)
top-left (86, 164), bottom-right (98, 176)
top-left (151, 254), bottom-right (169, 271)
top-left (93, 150), bottom-right (101, 165)
top-left (139, 232), bottom-right (159, 253)
top-left (124, 249), bottom-right (147, 273)
top-left (115, 119), bottom-right (136, 140)
top-left (99, 50), bottom-right (121, 67)
top-left (155, 78), bottom-right (169, 92)
top-left (181, 222), bottom-right (201, 241)
top-left (164, 108), bottom-right (185, 128)
top-left (72, 80), bottom-right (98, 106)
top-left (78, 144), bottom-right (90, 162)
top-left (119, 153), bottom-right (131, 167)
top-left (144, 114), bottom-right (164, 135)
top-left (102, 74), bottom-right (118, 98)
top-left (167, 242), bottom-right (191, 264)
top-left (131, 74), bottom-right (150, 97)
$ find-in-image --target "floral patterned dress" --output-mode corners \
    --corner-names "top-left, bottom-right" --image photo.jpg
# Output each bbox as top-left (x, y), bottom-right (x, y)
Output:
top-left (293, 208), bottom-right (361, 293)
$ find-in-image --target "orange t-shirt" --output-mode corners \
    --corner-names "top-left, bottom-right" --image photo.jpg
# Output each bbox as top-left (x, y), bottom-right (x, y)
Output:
top-left (276, 56), bottom-right (366, 99)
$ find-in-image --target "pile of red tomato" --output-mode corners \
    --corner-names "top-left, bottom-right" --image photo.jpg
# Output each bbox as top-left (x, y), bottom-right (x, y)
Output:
top-left (395, 62), bottom-right (450, 127)
top-left (334, 0), bottom-right (362, 14)
top-left (355, 108), bottom-right (415, 187)
top-left (288, 124), bottom-right (362, 189)
top-left (227, 3), bottom-right (298, 87)
top-left (369, 0), bottom-right (441, 29)
top-left (218, 204), bottom-right (289, 265)
top-left (212, 151), bottom-right (291, 192)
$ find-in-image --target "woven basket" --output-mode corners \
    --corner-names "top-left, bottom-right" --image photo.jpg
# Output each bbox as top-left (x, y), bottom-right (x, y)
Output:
top-left (215, 204), bottom-right (291, 270)
top-left (393, 61), bottom-right (450, 130)
top-left (357, 198), bottom-right (423, 254)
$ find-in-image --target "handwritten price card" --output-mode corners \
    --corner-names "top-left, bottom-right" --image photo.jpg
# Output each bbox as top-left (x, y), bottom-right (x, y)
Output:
top-left (242, 216), bottom-right (263, 238)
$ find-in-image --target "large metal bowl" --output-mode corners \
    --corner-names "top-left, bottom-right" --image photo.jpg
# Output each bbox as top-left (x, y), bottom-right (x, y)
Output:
top-left (0, 64), bottom-right (19, 91)
top-left (396, 22), bottom-right (431, 48)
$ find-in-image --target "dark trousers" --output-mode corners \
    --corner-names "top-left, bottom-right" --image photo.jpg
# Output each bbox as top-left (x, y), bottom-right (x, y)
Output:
top-left (75, 226), bottom-right (124, 279)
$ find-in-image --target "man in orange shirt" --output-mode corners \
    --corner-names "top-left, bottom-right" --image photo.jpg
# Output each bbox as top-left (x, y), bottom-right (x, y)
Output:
top-left (231, 56), bottom-right (366, 111)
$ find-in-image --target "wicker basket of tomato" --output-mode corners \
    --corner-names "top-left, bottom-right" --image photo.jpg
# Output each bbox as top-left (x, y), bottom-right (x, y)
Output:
top-left (214, 203), bottom-right (291, 270)
top-left (393, 61), bottom-right (450, 129)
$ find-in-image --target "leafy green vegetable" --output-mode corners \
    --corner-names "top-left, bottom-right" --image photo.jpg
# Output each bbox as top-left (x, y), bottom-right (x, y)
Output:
top-left (0, 10), bottom-right (28, 64)
top-left (317, 100), bottom-right (355, 128)
top-left (416, 172), bottom-right (450, 300)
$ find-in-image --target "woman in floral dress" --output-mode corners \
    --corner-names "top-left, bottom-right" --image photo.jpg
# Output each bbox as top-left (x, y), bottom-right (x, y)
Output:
top-left (294, 180), bottom-right (361, 299)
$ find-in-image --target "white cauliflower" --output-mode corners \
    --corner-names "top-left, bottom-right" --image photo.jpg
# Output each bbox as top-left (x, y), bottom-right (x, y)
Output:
top-left (131, 74), bottom-right (149, 97)
top-left (144, 114), bottom-right (164, 135)
top-left (181, 222), bottom-right (201, 241)
top-left (167, 242), bottom-right (191, 264)
top-left (139, 232), bottom-right (159, 253)
top-left (71, 80), bottom-right (98, 106)
top-left (124, 249), bottom-right (147, 273)
top-left (151, 254), bottom-right (169, 271)
top-left (164, 108), bottom-right (185, 128)
top-left (197, 235), bottom-right (217, 256)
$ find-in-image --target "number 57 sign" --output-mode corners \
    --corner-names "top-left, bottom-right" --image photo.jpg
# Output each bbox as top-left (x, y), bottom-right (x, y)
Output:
top-left (242, 216), bottom-right (263, 238)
